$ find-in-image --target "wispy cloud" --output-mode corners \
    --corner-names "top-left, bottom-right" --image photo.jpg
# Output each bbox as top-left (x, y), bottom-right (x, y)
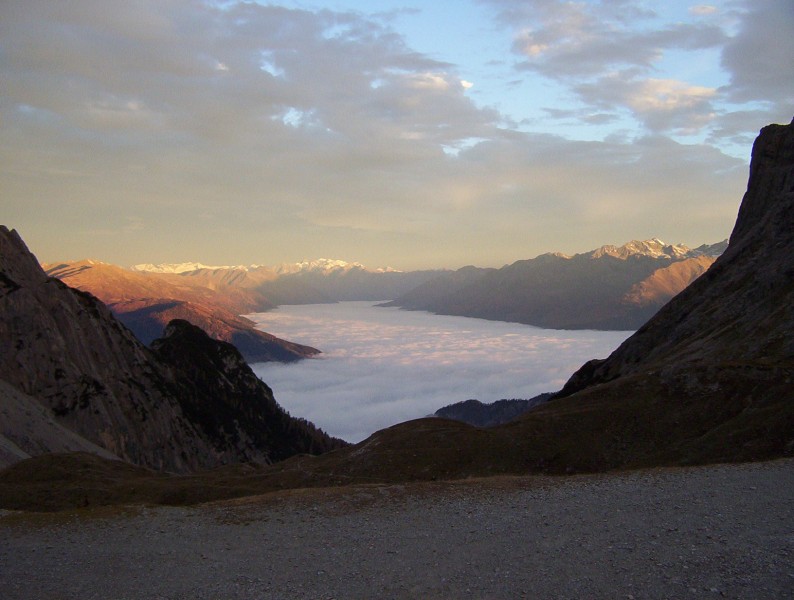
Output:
top-left (0, 1), bottom-right (789, 269)
top-left (250, 302), bottom-right (631, 442)
top-left (481, 0), bottom-right (791, 140)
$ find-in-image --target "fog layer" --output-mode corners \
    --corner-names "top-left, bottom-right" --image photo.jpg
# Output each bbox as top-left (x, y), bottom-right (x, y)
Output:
top-left (250, 302), bottom-right (632, 443)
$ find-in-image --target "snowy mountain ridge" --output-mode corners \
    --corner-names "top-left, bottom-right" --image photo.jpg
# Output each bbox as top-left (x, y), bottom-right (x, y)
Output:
top-left (132, 258), bottom-right (400, 275)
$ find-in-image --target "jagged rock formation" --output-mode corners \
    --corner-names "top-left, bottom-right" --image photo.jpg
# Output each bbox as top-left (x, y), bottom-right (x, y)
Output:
top-left (249, 119), bottom-right (794, 482)
top-left (0, 226), bottom-right (345, 472)
top-left (2, 121), bottom-right (791, 509)
top-left (383, 239), bottom-right (725, 330)
top-left (559, 120), bottom-right (794, 396)
top-left (151, 320), bottom-right (338, 461)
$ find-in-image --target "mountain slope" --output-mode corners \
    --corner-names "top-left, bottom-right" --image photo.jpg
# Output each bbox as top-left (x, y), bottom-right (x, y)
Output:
top-left (1, 226), bottom-right (345, 472)
top-left (622, 255), bottom-right (715, 308)
top-left (0, 380), bottom-right (118, 469)
top-left (384, 240), bottom-right (723, 330)
top-left (44, 261), bottom-right (317, 363)
top-left (559, 120), bottom-right (794, 395)
top-left (433, 394), bottom-right (552, 428)
top-left (2, 120), bottom-right (791, 510)
top-left (230, 118), bottom-right (794, 484)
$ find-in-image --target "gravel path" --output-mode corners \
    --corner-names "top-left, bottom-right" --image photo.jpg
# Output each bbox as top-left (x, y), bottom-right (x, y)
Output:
top-left (2, 459), bottom-right (793, 599)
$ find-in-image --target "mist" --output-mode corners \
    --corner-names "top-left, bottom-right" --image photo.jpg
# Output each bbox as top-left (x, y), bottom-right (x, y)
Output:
top-left (249, 302), bottom-right (632, 443)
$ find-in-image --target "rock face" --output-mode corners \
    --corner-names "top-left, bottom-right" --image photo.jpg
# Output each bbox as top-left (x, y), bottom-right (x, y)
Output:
top-left (383, 240), bottom-right (723, 330)
top-left (559, 120), bottom-right (794, 397)
top-left (237, 120), bottom-right (794, 484)
top-left (0, 227), bottom-right (345, 471)
top-left (0, 380), bottom-right (119, 470)
top-left (151, 320), bottom-right (338, 461)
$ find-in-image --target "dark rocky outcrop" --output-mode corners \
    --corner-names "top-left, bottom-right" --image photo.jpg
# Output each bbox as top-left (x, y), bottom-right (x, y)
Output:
top-left (0, 227), bottom-right (345, 472)
top-left (558, 120), bottom-right (794, 397)
top-left (433, 394), bottom-right (552, 428)
top-left (2, 121), bottom-right (792, 512)
top-left (151, 320), bottom-right (342, 462)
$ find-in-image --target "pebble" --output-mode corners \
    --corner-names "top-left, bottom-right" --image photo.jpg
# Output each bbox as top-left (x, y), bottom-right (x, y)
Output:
top-left (1, 459), bottom-right (793, 599)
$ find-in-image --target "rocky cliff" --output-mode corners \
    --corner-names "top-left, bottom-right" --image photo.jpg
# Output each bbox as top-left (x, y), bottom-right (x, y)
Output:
top-left (559, 120), bottom-right (794, 396)
top-left (0, 227), bottom-right (345, 471)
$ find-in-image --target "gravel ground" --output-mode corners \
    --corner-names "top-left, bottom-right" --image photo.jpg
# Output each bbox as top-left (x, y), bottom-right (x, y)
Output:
top-left (2, 459), bottom-right (793, 599)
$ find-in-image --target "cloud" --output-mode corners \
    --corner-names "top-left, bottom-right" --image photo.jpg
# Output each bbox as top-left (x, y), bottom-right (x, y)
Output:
top-left (720, 0), bottom-right (794, 108)
top-left (489, 1), bottom-right (726, 79)
top-left (479, 0), bottom-right (791, 141)
top-left (250, 302), bottom-right (632, 442)
top-left (689, 5), bottom-right (719, 16)
top-left (0, 0), bottom-right (776, 269)
top-left (576, 74), bottom-right (718, 133)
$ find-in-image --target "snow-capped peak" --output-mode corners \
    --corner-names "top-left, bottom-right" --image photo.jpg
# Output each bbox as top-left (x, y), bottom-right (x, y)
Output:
top-left (131, 262), bottom-right (243, 274)
top-left (274, 258), bottom-right (362, 275)
top-left (274, 258), bottom-right (400, 275)
top-left (588, 239), bottom-right (693, 260)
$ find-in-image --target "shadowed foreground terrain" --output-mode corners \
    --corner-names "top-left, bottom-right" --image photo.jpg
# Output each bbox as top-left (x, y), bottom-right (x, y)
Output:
top-left (1, 120), bottom-right (793, 513)
top-left (2, 459), bottom-right (792, 600)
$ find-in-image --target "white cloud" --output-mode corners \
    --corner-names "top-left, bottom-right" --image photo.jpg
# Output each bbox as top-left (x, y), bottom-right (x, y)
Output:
top-left (250, 302), bottom-right (632, 443)
top-left (689, 5), bottom-right (719, 16)
top-left (479, 0), bottom-right (792, 142)
top-left (628, 79), bottom-right (716, 112)
top-left (575, 74), bottom-right (718, 133)
top-left (0, 0), bottom-right (777, 269)
top-left (408, 73), bottom-right (451, 90)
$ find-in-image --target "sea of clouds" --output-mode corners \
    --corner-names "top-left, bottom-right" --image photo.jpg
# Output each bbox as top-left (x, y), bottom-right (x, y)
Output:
top-left (249, 302), bottom-right (632, 443)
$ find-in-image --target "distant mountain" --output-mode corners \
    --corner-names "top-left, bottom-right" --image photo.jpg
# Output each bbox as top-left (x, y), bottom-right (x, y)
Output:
top-left (242, 120), bottom-right (792, 485)
top-left (132, 258), bottom-right (396, 276)
top-left (44, 261), bottom-right (317, 363)
top-left (109, 298), bottom-right (319, 363)
top-left (383, 239), bottom-right (726, 330)
top-left (434, 394), bottom-right (553, 427)
top-left (131, 262), bottom-right (263, 274)
top-left (3, 121), bottom-right (792, 510)
top-left (1, 226), bottom-right (345, 471)
top-left (275, 266), bottom-right (443, 302)
top-left (557, 121), bottom-right (794, 398)
top-left (274, 258), bottom-right (380, 275)
top-left (621, 255), bottom-right (715, 308)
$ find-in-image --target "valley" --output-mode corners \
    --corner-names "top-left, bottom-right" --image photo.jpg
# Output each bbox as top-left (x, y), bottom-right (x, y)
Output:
top-left (248, 301), bottom-right (631, 442)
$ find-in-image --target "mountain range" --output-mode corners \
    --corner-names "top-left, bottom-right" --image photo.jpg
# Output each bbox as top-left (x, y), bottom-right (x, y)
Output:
top-left (382, 239), bottom-right (727, 330)
top-left (237, 119), bottom-right (792, 485)
top-left (0, 227), bottom-right (346, 472)
top-left (433, 394), bottom-right (553, 427)
top-left (46, 237), bottom-right (727, 359)
top-left (43, 260), bottom-right (318, 363)
top-left (44, 258), bottom-right (442, 358)
top-left (1, 118), bottom-right (792, 511)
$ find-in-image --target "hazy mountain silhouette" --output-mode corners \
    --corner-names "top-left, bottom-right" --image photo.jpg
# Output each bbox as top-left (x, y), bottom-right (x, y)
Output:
top-left (433, 394), bottom-right (553, 427)
top-left (382, 239), bottom-right (726, 330)
top-left (2, 120), bottom-right (792, 511)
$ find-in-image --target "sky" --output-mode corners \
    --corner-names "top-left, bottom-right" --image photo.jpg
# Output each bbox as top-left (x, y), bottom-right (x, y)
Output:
top-left (250, 301), bottom-right (632, 442)
top-left (2, 0), bottom-right (792, 270)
